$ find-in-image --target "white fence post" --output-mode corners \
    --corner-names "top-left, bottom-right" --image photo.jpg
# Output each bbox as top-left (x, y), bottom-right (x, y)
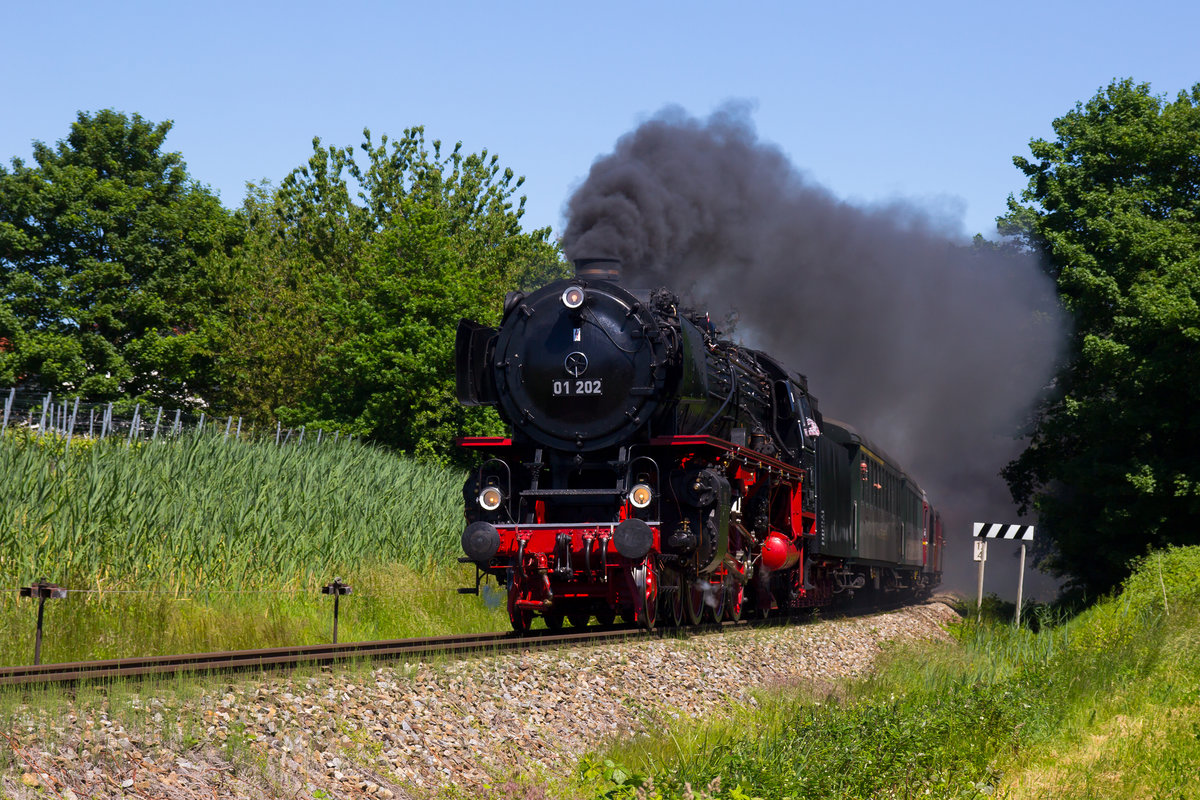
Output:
top-left (2, 387), bottom-right (15, 435)
top-left (127, 404), bottom-right (141, 446)
top-left (65, 398), bottom-right (79, 453)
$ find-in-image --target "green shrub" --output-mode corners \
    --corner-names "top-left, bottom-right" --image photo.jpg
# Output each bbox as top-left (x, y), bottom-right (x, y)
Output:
top-left (1118, 546), bottom-right (1200, 616)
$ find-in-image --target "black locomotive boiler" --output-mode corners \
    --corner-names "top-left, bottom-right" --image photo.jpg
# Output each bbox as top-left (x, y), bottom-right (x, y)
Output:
top-left (456, 258), bottom-right (942, 631)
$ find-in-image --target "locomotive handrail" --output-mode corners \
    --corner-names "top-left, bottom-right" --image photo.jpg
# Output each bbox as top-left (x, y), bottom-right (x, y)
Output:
top-left (458, 436), bottom-right (512, 447)
top-left (495, 522), bottom-right (662, 529)
top-left (519, 487), bottom-right (625, 497)
top-left (649, 434), bottom-right (806, 480)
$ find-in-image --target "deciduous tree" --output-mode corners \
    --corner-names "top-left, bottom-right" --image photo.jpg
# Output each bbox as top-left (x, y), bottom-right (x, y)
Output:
top-left (0, 110), bottom-right (239, 402)
top-left (1001, 79), bottom-right (1200, 597)
top-left (217, 128), bottom-right (566, 461)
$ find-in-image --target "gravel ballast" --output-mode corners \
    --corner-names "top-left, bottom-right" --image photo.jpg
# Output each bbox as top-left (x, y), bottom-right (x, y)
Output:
top-left (3, 601), bottom-right (960, 799)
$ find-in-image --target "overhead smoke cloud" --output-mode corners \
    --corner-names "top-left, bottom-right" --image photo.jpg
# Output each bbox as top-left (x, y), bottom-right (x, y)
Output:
top-left (563, 104), bottom-right (1067, 598)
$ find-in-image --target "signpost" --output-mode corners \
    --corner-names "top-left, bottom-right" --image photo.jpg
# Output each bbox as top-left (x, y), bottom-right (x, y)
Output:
top-left (972, 523), bottom-right (1035, 626)
top-left (973, 538), bottom-right (988, 611)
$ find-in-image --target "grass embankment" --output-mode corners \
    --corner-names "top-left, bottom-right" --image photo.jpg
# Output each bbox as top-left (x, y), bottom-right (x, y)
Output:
top-left (577, 547), bottom-right (1200, 799)
top-left (0, 431), bottom-right (504, 665)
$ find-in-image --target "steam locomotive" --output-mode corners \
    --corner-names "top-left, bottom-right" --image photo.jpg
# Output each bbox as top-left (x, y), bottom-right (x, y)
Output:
top-left (456, 258), bottom-right (943, 632)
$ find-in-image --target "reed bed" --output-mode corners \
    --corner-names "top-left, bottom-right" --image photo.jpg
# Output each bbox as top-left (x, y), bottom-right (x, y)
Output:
top-left (0, 429), bottom-right (466, 592)
top-left (0, 430), bottom-right (504, 664)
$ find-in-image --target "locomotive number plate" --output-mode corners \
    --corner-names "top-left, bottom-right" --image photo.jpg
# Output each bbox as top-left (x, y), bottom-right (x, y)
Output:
top-left (553, 379), bottom-right (603, 396)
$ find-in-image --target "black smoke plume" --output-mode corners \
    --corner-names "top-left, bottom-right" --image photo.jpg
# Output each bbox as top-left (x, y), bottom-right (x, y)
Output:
top-left (563, 105), bottom-right (1067, 598)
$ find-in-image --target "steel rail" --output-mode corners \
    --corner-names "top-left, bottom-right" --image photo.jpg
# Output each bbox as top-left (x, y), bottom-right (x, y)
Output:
top-left (0, 595), bottom-right (942, 689)
top-left (0, 626), bottom-right (658, 688)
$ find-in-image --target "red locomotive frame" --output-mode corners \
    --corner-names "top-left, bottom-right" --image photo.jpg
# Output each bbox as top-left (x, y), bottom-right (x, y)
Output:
top-left (461, 433), bottom-right (846, 631)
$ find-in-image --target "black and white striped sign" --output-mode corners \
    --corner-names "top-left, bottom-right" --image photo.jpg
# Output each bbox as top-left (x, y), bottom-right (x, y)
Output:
top-left (973, 523), bottom-right (1035, 541)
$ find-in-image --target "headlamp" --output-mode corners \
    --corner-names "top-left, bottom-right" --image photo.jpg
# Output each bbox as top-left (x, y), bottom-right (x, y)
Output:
top-left (478, 486), bottom-right (504, 511)
top-left (629, 483), bottom-right (653, 509)
top-left (561, 286), bottom-right (585, 310)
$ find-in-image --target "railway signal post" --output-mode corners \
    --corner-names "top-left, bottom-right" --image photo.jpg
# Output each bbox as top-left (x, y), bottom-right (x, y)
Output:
top-left (19, 579), bottom-right (67, 665)
top-left (321, 578), bottom-right (352, 643)
top-left (972, 524), bottom-right (1036, 626)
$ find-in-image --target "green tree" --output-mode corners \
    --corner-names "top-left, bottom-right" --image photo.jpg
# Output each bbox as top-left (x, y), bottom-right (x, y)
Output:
top-left (0, 110), bottom-right (239, 401)
top-left (1001, 79), bottom-right (1200, 598)
top-left (216, 128), bottom-right (566, 461)
top-left (212, 183), bottom-right (336, 424)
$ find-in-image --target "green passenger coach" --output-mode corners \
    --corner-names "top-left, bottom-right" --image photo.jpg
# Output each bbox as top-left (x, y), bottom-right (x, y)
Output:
top-left (816, 419), bottom-right (934, 588)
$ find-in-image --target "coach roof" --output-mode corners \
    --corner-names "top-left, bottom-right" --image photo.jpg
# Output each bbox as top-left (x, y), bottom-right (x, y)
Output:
top-left (821, 417), bottom-right (921, 492)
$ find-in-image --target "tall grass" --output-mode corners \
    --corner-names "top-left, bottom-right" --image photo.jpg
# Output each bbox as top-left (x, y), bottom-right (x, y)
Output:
top-left (0, 430), bottom-right (507, 665)
top-left (576, 546), bottom-right (1200, 799)
top-left (0, 429), bottom-right (465, 591)
top-left (0, 563), bottom-right (506, 664)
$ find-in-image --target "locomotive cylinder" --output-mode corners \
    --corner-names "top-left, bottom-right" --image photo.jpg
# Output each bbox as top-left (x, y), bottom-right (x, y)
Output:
top-left (761, 531), bottom-right (801, 571)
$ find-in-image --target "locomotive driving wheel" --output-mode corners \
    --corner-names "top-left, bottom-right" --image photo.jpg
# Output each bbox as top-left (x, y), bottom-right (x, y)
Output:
top-left (543, 607), bottom-right (565, 630)
top-left (506, 576), bottom-right (533, 633)
top-left (707, 575), bottom-right (725, 622)
top-left (684, 573), bottom-right (705, 626)
top-left (725, 575), bottom-right (745, 622)
top-left (753, 568), bottom-right (773, 620)
top-left (632, 560), bottom-right (657, 630)
top-left (661, 569), bottom-right (684, 627)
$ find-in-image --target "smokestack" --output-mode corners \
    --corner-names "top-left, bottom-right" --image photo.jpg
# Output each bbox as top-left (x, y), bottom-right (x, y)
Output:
top-left (573, 257), bottom-right (622, 282)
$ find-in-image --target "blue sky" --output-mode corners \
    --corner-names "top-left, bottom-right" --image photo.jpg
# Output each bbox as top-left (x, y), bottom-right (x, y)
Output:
top-left (4, 0), bottom-right (1198, 242)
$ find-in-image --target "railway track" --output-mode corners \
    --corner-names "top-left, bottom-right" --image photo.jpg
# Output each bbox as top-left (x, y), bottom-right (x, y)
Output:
top-left (0, 624), bottom-right (669, 689)
top-left (0, 594), bottom-right (940, 689)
